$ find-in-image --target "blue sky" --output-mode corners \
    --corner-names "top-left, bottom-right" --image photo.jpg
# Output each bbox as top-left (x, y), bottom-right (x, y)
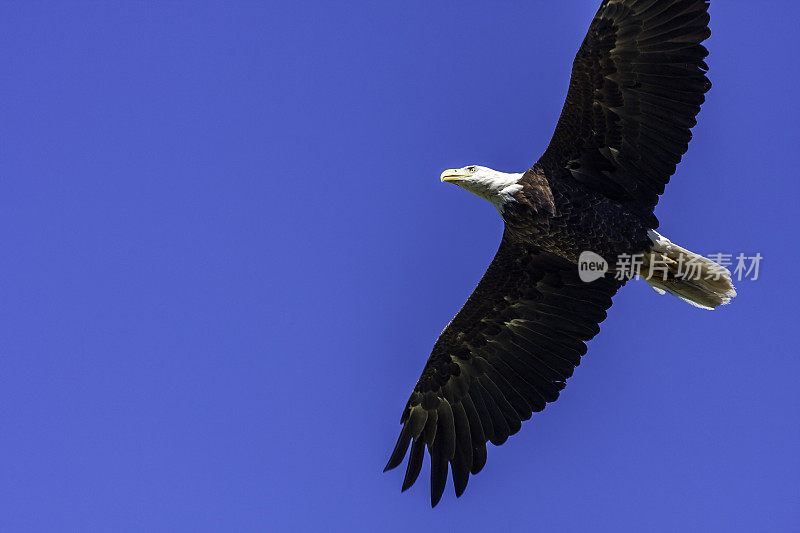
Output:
top-left (2, 1), bottom-right (799, 531)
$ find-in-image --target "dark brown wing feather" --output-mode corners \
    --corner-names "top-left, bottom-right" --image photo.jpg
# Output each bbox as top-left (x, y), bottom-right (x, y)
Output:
top-left (384, 234), bottom-right (623, 506)
top-left (537, 0), bottom-right (712, 227)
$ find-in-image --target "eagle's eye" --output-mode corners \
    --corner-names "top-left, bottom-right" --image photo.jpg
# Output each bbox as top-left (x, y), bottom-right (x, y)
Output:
top-left (467, 166), bottom-right (478, 173)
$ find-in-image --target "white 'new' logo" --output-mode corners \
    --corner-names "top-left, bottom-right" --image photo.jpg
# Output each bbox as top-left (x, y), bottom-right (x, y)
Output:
top-left (578, 251), bottom-right (608, 283)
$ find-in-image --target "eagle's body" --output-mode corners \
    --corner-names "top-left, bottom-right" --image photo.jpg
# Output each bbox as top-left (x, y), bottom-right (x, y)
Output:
top-left (385, 0), bottom-right (736, 507)
top-left (505, 165), bottom-right (651, 263)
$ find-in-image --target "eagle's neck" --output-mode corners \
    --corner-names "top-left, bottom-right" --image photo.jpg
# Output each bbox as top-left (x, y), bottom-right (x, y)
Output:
top-left (480, 171), bottom-right (525, 213)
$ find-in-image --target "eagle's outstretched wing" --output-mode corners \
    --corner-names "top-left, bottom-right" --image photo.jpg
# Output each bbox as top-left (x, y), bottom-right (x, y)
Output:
top-left (384, 234), bottom-right (622, 506)
top-left (537, 0), bottom-right (711, 227)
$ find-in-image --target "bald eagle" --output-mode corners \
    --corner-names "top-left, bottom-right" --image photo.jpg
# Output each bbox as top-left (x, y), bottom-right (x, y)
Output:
top-left (384, 0), bottom-right (736, 507)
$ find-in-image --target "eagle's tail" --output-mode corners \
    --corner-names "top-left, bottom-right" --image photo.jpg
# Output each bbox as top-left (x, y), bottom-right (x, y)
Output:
top-left (642, 230), bottom-right (737, 310)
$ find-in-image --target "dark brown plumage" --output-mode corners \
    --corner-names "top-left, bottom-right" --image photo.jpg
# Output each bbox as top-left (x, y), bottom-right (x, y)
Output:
top-left (385, 0), bottom-right (715, 507)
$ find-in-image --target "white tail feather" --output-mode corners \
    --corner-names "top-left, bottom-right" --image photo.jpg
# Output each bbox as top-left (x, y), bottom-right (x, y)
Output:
top-left (642, 230), bottom-right (737, 310)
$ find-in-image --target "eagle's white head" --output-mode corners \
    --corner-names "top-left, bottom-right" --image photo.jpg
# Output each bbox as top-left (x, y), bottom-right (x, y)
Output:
top-left (440, 165), bottom-right (524, 212)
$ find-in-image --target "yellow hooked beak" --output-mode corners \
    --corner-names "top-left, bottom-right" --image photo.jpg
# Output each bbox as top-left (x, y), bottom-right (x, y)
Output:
top-left (440, 169), bottom-right (470, 183)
